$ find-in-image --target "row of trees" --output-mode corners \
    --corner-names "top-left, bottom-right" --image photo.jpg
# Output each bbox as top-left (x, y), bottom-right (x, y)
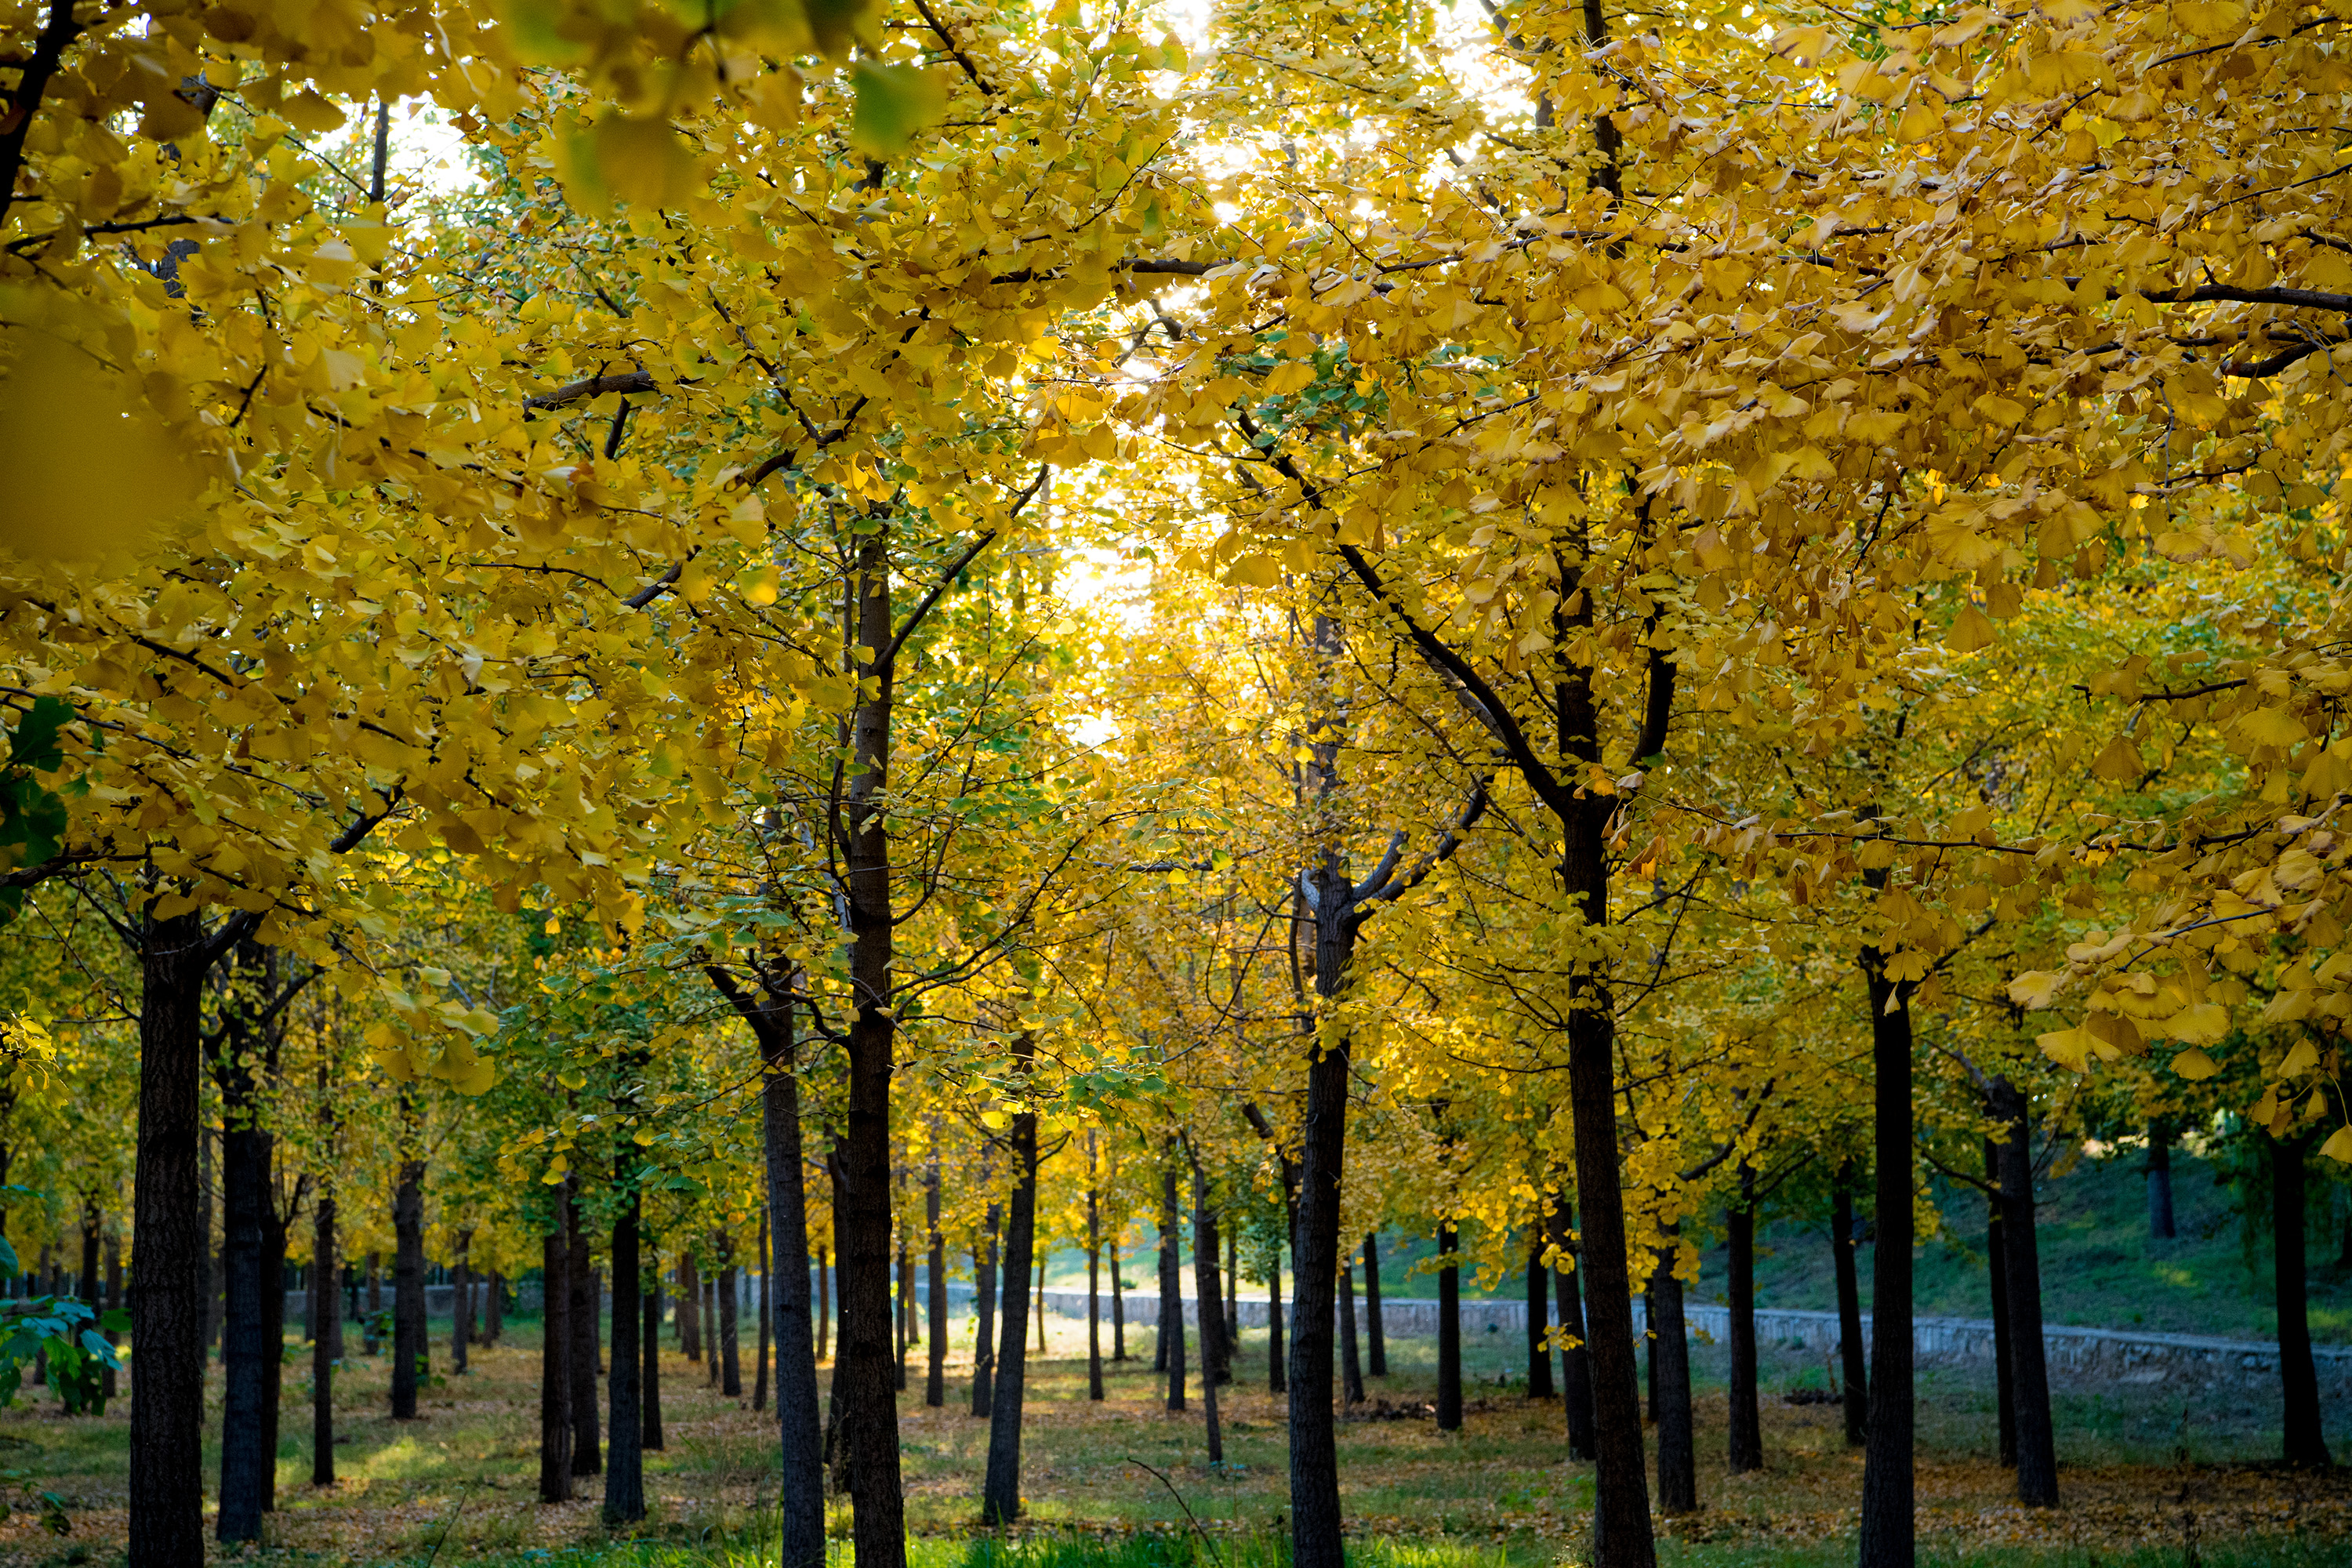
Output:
top-left (3, 4), bottom-right (2351, 1568)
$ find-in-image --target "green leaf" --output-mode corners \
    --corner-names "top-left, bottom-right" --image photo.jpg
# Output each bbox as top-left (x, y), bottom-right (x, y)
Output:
top-left (849, 62), bottom-right (945, 156)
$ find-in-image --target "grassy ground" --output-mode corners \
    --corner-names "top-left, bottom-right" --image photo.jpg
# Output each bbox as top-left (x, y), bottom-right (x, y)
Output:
top-left (4, 1288), bottom-right (2347, 1567)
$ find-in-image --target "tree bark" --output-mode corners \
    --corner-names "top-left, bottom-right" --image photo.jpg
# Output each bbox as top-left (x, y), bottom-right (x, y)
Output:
top-left (569, 1188), bottom-right (601, 1475)
top-left (643, 1261), bottom-right (665, 1452)
top-left (679, 1253), bottom-right (701, 1362)
top-left (539, 1218), bottom-right (573, 1502)
top-left (391, 1137), bottom-right (426, 1420)
top-left (452, 1228), bottom-right (474, 1374)
top-left (1857, 953), bottom-right (1915, 1568)
top-left (2147, 1121), bottom-right (2176, 1240)
top-left (1650, 1244), bottom-right (1697, 1514)
top-left (1160, 1162), bottom-right (1186, 1411)
top-left (751, 973), bottom-right (819, 1568)
top-left (217, 978), bottom-right (275, 1542)
top-left (1112, 1245), bottom-right (1126, 1362)
top-left (2271, 1127), bottom-right (2332, 1468)
top-left (1527, 1236), bottom-right (1555, 1399)
top-left (488, 1268), bottom-right (503, 1345)
top-left (928, 1157), bottom-right (949, 1408)
top-left (981, 1043), bottom-right (1039, 1524)
top-left (312, 1190), bottom-right (336, 1486)
top-left (364, 1250), bottom-right (381, 1355)
top-left (1552, 1195), bottom-right (1595, 1461)
top-left (1986, 1139), bottom-right (2016, 1469)
top-left (816, 1244), bottom-right (829, 1362)
top-left (1991, 1078), bottom-right (2058, 1506)
top-left (720, 1240), bottom-right (742, 1398)
top-left (1362, 1232), bottom-right (1386, 1377)
top-left (1338, 1255), bottom-right (1364, 1406)
top-left (1727, 1170), bottom-right (1761, 1475)
top-left (129, 910), bottom-right (209, 1568)
top-left (605, 1192), bottom-right (644, 1524)
top-left (1831, 1164), bottom-right (1868, 1449)
top-left (1436, 1220), bottom-right (1461, 1430)
top-left (1192, 1163), bottom-right (1225, 1462)
top-left (833, 524), bottom-right (909, 1568)
top-left (971, 1203), bottom-right (998, 1417)
top-left (260, 1203), bottom-right (289, 1510)
top-left (1086, 1144), bottom-right (1105, 1402)
top-left (756, 1210), bottom-right (771, 1413)
top-left (1266, 1236), bottom-right (1286, 1396)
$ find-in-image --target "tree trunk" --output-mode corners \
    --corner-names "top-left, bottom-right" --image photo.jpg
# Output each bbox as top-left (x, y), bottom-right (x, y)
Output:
top-left (1831, 1164), bottom-right (1868, 1449)
top-left (1986, 1139), bottom-right (2016, 1469)
top-left (1036, 1257), bottom-right (1047, 1354)
top-left (971, 1203), bottom-right (998, 1417)
top-left (1286, 887), bottom-right (1354, 1568)
top-left (679, 1254), bottom-right (701, 1362)
top-left (1552, 1195), bottom-right (1595, 1461)
top-left (2271, 1127), bottom-right (2332, 1468)
top-left (755, 1211), bottom-right (771, 1413)
top-left (365, 1250), bottom-right (381, 1355)
top-left (1160, 1163), bottom-right (1186, 1411)
top-left (1651, 1245), bottom-right (1697, 1515)
top-left (312, 1191), bottom-right (336, 1486)
top-left (569, 1189), bottom-right (601, 1475)
top-left (2147, 1121), bottom-right (2177, 1240)
top-left (1436, 1220), bottom-right (1461, 1430)
top-left (391, 1145), bottom-right (426, 1420)
top-left (1727, 1171), bottom-right (1761, 1475)
top-left (539, 1217), bottom-right (573, 1502)
top-left (1338, 1256), bottom-right (1364, 1406)
top-left (605, 1192), bottom-right (645, 1524)
top-left (1991, 1077), bottom-right (2058, 1506)
top-left (644, 1261), bottom-right (665, 1452)
top-left (816, 1244), bottom-right (829, 1363)
top-left (1112, 1247), bottom-right (1127, 1362)
top-left (1857, 954), bottom-right (1915, 1568)
top-left (488, 1268), bottom-right (503, 1346)
top-left (720, 1243), bottom-right (742, 1398)
top-left (130, 910), bottom-right (209, 1568)
top-left (981, 1047), bottom-right (1039, 1525)
top-left (928, 1158), bottom-right (949, 1409)
top-left (1266, 1236), bottom-right (1286, 1396)
top-left (1226, 1225), bottom-right (1239, 1366)
top-left (217, 1027), bottom-right (274, 1541)
top-left (260, 1207), bottom-right (289, 1510)
top-left (1192, 1164), bottom-right (1224, 1463)
top-left (893, 1228), bottom-right (909, 1391)
top-left (452, 1229), bottom-right (473, 1374)
top-left (1086, 1146), bottom-right (1105, 1402)
top-left (1527, 1236), bottom-right (1555, 1399)
top-left (1362, 1232), bottom-right (1386, 1377)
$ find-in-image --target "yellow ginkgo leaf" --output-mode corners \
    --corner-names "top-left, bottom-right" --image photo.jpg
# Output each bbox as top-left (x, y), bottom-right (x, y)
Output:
top-left (2279, 1039), bottom-right (2321, 1077)
top-left (2320, 1125), bottom-right (2352, 1163)
top-left (2169, 1047), bottom-right (2220, 1080)
top-left (0, 327), bottom-right (198, 564)
top-left (2089, 734), bottom-right (2144, 782)
top-left (2237, 706), bottom-right (2307, 748)
top-left (1947, 603), bottom-right (1995, 654)
top-left (2008, 971), bottom-right (2064, 1010)
top-left (2165, 1001), bottom-right (2231, 1044)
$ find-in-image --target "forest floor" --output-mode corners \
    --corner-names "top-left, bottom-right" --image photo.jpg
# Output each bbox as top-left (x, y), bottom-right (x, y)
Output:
top-left (3, 1298), bottom-right (2347, 1567)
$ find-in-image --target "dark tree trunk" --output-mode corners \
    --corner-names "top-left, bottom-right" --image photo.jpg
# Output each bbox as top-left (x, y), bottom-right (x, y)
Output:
top-left (971, 1202), bottom-right (998, 1418)
top-left (928, 1160), bottom-right (949, 1408)
top-left (570, 1197), bottom-right (601, 1475)
top-left (1112, 1246), bottom-right (1126, 1362)
top-left (1527, 1236), bottom-right (1555, 1399)
top-left (539, 1218), bottom-right (573, 1501)
top-left (1286, 883), bottom-right (1354, 1568)
top-left (312, 1190), bottom-right (336, 1486)
top-left (755, 1211), bottom-right (771, 1413)
top-left (1831, 1163), bottom-right (1868, 1449)
top-left (1160, 1163), bottom-right (1186, 1411)
top-left (817, 1244), bottom-right (829, 1363)
top-left (488, 1268), bottom-right (503, 1345)
top-left (1086, 1148), bottom-right (1105, 1401)
top-left (1035, 1257), bottom-right (1047, 1355)
top-left (982, 1047), bottom-right (1039, 1524)
top-left (2271, 1127), bottom-right (2332, 1468)
top-left (833, 526), bottom-right (909, 1568)
top-left (1857, 953), bottom-right (1916, 1568)
top-left (1266, 1236), bottom-right (1286, 1395)
top-left (894, 1230), bottom-right (909, 1391)
top-left (1991, 1078), bottom-right (2058, 1506)
top-left (452, 1229), bottom-right (473, 1374)
top-left (1226, 1225), bottom-right (1239, 1365)
top-left (260, 1208), bottom-right (288, 1509)
top-left (605, 1193), bottom-right (644, 1524)
top-left (1986, 1138), bottom-right (2016, 1469)
top-left (1552, 1195), bottom-right (1595, 1461)
top-left (1192, 1164), bottom-right (1224, 1462)
top-left (1436, 1220), bottom-right (1461, 1430)
top-left (391, 1145), bottom-right (426, 1420)
top-left (720, 1244), bottom-right (742, 1398)
top-left (130, 911), bottom-right (210, 1568)
top-left (1651, 1247), bottom-right (1697, 1514)
top-left (643, 1262), bottom-right (665, 1452)
top-left (679, 1254), bottom-right (701, 1361)
top-left (1361, 1232), bottom-right (1386, 1377)
top-left (1727, 1171), bottom-right (1761, 1475)
top-left (103, 1229), bottom-right (122, 1399)
top-left (2147, 1121), bottom-right (2177, 1240)
top-left (217, 1016), bottom-right (274, 1541)
top-left (364, 1250), bottom-right (381, 1355)
top-left (1338, 1257), bottom-right (1364, 1406)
